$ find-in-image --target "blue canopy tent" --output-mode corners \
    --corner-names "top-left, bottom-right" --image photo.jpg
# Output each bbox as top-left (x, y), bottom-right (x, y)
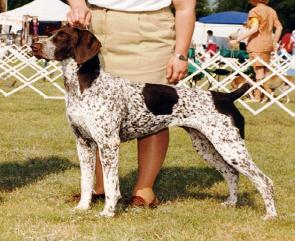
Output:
top-left (199, 11), bottom-right (248, 25)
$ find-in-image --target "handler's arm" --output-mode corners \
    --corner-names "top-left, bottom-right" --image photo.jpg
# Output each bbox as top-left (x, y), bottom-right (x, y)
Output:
top-left (229, 18), bottom-right (259, 48)
top-left (236, 20), bottom-right (259, 42)
top-left (67, 0), bottom-right (91, 27)
top-left (273, 16), bottom-right (283, 51)
top-left (166, 0), bottom-right (196, 84)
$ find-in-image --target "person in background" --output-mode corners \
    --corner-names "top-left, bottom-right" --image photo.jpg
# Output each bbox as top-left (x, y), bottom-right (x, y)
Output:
top-left (206, 30), bottom-right (216, 45)
top-left (236, 22), bottom-right (248, 51)
top-left (228, 34), bottom-right (240, 50)
top-left (67, 0), bottom-right (196, 207)
top-left (206, 30), bottom-right (218, 55)
top-left (279, 30), bottom-right (292, 55)
top-left (286, 30), bottom-right (295, 76)
top-left (230, 0), bottom-right (282, 102)
top-left (288, 30), bottom-right (295, 56)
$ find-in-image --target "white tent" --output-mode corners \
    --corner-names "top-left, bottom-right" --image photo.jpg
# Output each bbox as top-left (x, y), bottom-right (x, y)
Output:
top-left (0, 0), bottom-right (70, 26)
top-left (192, 22), bottom-right (243, 49)
top-left (193, 12), bottom-right (248, 48)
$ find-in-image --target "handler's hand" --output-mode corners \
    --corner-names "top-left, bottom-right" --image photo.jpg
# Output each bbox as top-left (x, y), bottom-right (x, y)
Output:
top-left (166, 56), bottom-right (188, 84)
top-left (273, 42), bottom-right (279, 52)
top-left (67, 4), bottom-right (91, 28)
top-left (229, 39), bottom-right (239, 49)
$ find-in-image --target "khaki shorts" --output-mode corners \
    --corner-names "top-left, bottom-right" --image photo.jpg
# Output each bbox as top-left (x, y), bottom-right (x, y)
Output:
top-left (90, 7), bottom-right (175, 84)
top-left (249, 52), bottom-right (271, 67)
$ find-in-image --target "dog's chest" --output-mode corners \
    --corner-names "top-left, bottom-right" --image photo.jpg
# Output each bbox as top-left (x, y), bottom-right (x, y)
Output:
top-left (66, 98), bottom-right (93, 139)
top-left (62, 60), bottom-right (96, 139)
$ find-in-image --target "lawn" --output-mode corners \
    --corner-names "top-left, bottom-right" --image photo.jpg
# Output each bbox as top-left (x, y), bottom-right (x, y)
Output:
top-left (0, 87), bottom-right (294, 241)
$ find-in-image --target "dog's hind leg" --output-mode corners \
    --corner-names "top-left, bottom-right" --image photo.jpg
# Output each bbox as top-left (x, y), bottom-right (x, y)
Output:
top-left (201, 122), bottom-right (277, 220)
top-left (185, 128), bottom-right (239, 206)
top-left (75, 138), bottom-right (97, 211)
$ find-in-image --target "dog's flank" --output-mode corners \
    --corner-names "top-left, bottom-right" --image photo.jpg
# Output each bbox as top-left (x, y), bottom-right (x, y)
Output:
top-left (31, 26), bottom-right (277, 220)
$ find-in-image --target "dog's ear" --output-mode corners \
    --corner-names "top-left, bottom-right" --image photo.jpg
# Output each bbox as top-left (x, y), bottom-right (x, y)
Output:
top-left (74, 29), bottom-right (101, 64)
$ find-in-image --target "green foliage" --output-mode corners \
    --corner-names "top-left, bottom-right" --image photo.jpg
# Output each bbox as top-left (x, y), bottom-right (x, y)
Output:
top-left (270, 0), bottom-right (295, 32)
top-left (215, 0), bottom-right (250, 12)
top-left (196, 0), bottom-right (212, 18)
top-left (8, 0), bottom-right (34, 10)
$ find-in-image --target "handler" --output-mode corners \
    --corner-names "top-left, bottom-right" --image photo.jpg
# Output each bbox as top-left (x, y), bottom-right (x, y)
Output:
top-left (230, 0), bottom-right (282, 102)
top-left (67, 0), bottom-right (196, 206)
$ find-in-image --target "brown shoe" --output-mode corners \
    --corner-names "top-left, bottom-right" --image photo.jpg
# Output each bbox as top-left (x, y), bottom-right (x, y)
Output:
top-left (129, 196), bottom-right (160, 208)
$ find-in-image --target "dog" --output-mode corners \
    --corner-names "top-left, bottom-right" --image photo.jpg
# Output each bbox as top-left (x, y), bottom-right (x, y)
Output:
top-left (31, 26), bottom-right (277, 219)
top-left (231, 74), bottom-right (295, 103)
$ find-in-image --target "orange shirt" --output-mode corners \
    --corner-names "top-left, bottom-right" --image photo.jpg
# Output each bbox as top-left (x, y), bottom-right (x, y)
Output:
top-left (247, 4), bottom-right (282, 53)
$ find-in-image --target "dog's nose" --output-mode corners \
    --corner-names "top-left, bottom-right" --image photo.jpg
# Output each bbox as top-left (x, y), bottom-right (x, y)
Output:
top-left (31, 42), bottom-right (42, 52)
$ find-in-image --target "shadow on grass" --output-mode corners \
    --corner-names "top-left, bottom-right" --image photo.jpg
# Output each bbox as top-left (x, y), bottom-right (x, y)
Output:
top-left (65, 165), bottom-right (255, 208)
top-left (0, 156), bottom-right (78, 192)
top-left (119, 166), bottom-right (255, 208)
top-left (3, 157), bottom-right (254, 208)
top-left (155, 166), bottom-right (224, 201)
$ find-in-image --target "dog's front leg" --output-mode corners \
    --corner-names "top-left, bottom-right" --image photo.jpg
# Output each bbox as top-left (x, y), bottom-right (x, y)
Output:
top-left (97, 140), bottom-right (121, 217)
top-left (75, 138), bottom-right (96, 211)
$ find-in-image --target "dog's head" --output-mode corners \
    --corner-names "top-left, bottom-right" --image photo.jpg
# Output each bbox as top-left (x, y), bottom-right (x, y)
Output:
top-left (31, 26), bottom-right (101, 64)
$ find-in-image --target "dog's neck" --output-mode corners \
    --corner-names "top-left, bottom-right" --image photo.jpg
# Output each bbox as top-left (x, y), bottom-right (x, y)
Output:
top-left (62, 55), bottom-right (100, 94)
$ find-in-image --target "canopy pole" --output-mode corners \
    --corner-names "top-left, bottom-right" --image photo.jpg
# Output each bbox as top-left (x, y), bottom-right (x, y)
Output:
top-left (32, 16), bottom-right (39, 42)
top-left (0, 0), bottom-right (7, 12)
top-left (21, 15), bottom-right (30, 46)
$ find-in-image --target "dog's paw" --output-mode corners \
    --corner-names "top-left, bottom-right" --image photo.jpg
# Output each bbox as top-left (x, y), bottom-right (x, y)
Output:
top-left (261, 214), bottom-right (277, 221)
top-left (99, 209), bottom-right (115, 218)
top-left (221, 201), bottom-right (236, 207)
top-left (221, 197), bottom-right (237, 207)
top-left (74, 203), bottom-right (90, 211)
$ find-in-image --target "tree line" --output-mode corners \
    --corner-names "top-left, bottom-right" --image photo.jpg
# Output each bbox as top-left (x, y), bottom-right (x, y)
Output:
top-left (6, 0), bottom-right (295, 32)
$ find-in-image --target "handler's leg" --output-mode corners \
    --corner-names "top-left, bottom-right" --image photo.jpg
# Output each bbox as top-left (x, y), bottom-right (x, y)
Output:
top-left (94, 151), bottom-right (104, 195)
top-left (94, 129), bottom-right (169, 204)
top-left (133, 128), bottom-right (169, 203)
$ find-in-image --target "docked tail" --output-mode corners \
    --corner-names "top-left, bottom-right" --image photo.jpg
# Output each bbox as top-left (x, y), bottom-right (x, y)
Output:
top-left (211, 83), bottom-right (250, 102)
top-left (227, 83), bottom-right (251, 102)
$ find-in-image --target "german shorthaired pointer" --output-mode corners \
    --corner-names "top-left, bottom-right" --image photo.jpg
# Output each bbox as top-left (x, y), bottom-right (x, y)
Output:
top-left (31, 26), bottom-right (277, 220)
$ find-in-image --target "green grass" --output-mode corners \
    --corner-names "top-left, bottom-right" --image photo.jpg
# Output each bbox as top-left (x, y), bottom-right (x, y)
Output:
top-left (0, 87), bottom-right (295, 241)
